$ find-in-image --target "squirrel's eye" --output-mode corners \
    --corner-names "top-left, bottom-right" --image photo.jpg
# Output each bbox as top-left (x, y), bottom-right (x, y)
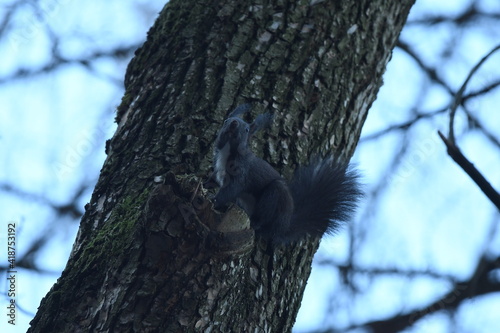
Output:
top-left (245, 127), bottom-right (249, 132)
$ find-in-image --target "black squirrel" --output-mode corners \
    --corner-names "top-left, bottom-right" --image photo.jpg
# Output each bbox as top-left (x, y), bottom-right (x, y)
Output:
top-left (208, 104), bottom-right (363, 244)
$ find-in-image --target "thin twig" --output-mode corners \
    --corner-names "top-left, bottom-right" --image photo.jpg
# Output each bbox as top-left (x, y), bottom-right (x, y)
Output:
top-left (438, 131), bottom-right (500, 211)
top-left (448, 44), bottom-right (500, 144)
top-left (190, 180), bottom-right (202, 203)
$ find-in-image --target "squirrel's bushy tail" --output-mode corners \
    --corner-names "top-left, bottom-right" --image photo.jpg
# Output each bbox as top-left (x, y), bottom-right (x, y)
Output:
top-left (284, 157), bottom-right (363, 243)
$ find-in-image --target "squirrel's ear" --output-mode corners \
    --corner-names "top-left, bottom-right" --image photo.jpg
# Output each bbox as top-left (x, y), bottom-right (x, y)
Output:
top-left (249, 113), bottom-right (273, 136)
top-left (228, 103), bottom-right (252, 118)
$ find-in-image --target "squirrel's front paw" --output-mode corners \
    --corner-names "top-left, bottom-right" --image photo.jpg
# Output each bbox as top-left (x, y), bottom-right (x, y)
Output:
top-left (213, 197), bottom-right (230, 211)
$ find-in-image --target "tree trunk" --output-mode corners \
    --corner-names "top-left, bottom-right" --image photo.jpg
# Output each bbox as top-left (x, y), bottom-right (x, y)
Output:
top-left (29, 0), bottom-right (414, 332)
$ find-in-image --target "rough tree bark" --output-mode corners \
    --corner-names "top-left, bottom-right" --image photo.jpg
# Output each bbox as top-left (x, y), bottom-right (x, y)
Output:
top-left (29, 0), bottom-right (414, 332)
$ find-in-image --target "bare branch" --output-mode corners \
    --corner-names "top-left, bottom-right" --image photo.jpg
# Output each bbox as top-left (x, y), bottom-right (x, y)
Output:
top-left (407, 4), bottom-right (500, 26)
top-left (360, 108), bottom-right (446, 142)
top-left (334, 263), bottom-right (459, 283)
top-left (438, 131), bottom-right (500, 211)
top-left (0, 182), bottom-right (86, 219)
top-left (448, 44), bottom-right (500, 144)
top-left (396, 40), bottom-right (454, 95)
top-left (0, 45), bottom-right (139, 85)
top-left (311, 256), bottom-right (500, 333)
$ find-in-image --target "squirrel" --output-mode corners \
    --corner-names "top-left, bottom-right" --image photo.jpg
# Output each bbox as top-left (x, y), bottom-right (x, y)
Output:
top-left (207, 104), bottom-right (363, 244)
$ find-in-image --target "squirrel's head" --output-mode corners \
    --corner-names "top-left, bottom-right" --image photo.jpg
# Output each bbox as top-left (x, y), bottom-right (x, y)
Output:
top-left (217, 117), bottom-right (250, 150)
top-left (216, 103), bottom-right (273, 151)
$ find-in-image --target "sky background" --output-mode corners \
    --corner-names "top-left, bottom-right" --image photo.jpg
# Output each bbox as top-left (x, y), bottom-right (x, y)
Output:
top-left (1, 0), bottom-right (499, 332)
